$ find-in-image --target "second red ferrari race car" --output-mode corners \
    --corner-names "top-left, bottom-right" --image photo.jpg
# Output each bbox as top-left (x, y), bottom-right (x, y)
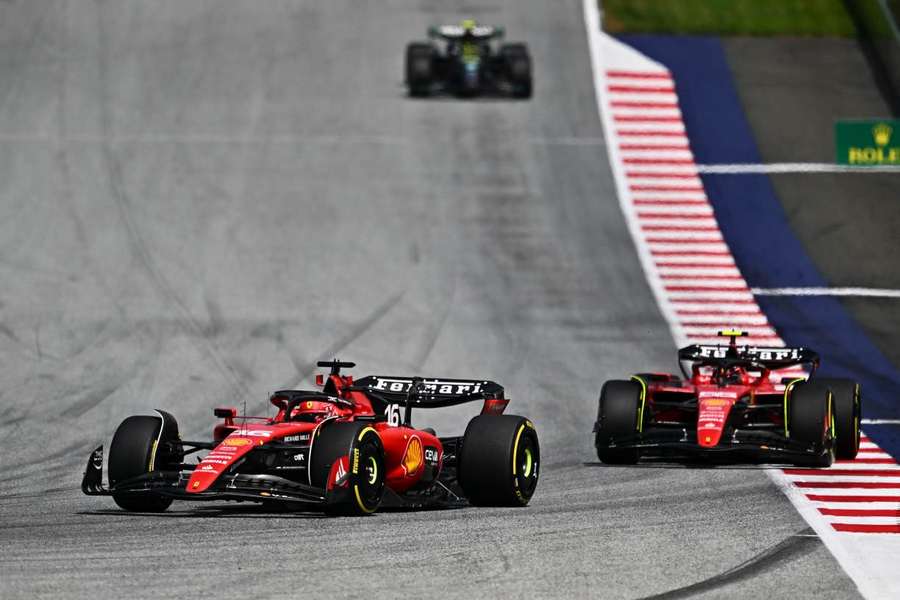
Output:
top-left (594, 331), bottom-right (861, 467)
top-left (83, 361), bottom-right (539, 514)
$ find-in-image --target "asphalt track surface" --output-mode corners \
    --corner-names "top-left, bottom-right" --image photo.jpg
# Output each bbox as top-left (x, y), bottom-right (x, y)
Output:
top-left (0, 2), bottom-right (860, 598)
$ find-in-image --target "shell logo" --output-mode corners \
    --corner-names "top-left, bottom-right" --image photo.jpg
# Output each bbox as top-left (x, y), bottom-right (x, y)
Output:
top-left (702, 399), bottom-right (729, 407)
top-left (401, 436), bottom-right (423, 476)
top-left (222, 437), bottom-right (252, 447)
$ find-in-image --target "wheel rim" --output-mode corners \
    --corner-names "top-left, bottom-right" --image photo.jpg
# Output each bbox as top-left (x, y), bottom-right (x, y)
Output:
top-left (353, 438), bottom-right (384, 511)
top-left (366, 455), bottom-right (378, 485)
top-left (521, 448), bottom-right (534, 478)
top-left (514, 431), bottom-right (539, 500)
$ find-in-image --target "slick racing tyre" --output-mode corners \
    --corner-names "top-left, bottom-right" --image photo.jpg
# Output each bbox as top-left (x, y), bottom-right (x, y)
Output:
top-left (310, 422), bottom-right (385, 515)
top-left (500, 43), bottom-right (532, 98)
top-left (108, 411), bottom-right (181, 512)
top-left (595, 380), bottom-right (642, 464)
top-left (817, 378), bottom-right (861, 460)
top-left (787, 381), bottom-right (835, 467)
top-left (405, 42), bottom-right (434, 96)
top-left (459, 415), bottom-right (539, 506)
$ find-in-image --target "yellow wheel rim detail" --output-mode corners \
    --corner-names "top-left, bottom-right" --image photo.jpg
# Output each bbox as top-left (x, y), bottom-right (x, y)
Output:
top-left (522, 448), bottom-right (533, 478)
top-left (367, 456), bottom-right (378, 485)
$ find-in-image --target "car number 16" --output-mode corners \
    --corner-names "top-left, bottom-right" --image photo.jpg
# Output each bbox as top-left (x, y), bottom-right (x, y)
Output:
top-left (384, 404), bottom-right (402, 427)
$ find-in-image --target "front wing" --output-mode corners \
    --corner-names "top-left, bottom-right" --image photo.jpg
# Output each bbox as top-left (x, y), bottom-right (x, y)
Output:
top-left (82, 444), bottom-right (471, 510)
top-left (82, 446), bottom-right (328, 506)
top-left (594, 427), bottom-right (832, 463)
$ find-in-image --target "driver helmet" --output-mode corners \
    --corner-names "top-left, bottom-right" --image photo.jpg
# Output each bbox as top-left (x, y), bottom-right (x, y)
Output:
top-left (290, 399), bottom-right (334, 423)
top-left (460, 18), bottom-right (477, 34)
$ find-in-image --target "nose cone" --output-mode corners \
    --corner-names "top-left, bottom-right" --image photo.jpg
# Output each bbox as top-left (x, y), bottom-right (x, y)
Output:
top-left (696, 396), bottom-right (735, 447)
top-left (186, 435), bottom-right (258, 493)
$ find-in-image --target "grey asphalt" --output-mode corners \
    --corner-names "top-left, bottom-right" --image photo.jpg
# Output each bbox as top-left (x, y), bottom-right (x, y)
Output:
top-left (0, 3), bottom-right (858, 599)
top-left (724, 37), bottom-right (900, 373)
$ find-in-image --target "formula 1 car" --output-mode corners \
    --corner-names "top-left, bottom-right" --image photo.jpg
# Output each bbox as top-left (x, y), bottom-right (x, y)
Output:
top-left (82, 361), bottom-right (539, 514)
top-left (405, 20), bottom-right (532, 98)
top-left (593, 331), bottom-right (861, 467)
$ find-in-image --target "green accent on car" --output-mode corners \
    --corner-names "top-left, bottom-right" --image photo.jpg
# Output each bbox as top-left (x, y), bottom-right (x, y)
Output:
top-left (630, 376), bottom-right (648, 433)
top-left (522, 448), bottom-right (534, 478)
top-left (783, 378), bottom-right (805, 437)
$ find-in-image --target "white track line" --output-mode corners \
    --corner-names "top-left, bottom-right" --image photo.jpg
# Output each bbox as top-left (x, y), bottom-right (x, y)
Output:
top-left (697, 163), bottom-right (900, 174)
top-left (752, 287), bottom-right (900, 298)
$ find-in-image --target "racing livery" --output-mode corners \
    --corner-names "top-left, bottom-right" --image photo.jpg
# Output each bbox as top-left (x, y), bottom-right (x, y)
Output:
top-left (594, 331), bottom-right (861, 466)
top-left (83, 361), bottom-right (539, 514)
top-left (405, 20), bottom-right (532, 98)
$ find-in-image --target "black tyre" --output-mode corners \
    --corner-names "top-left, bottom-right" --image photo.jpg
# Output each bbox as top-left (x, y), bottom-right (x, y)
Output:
top-left (310, 421), bottom-right (385, 515)
top-left (108, 411), bottom-right (181, 512)
top-left (405, 42), bottom-right (434, 96)
top-left (594, 380), bottom-right (642, 464)
top-left (458, 415), bottom-right (539, 506)
top-left (500, 43), bottom-right (532, 98)
top-left (787, 381), bottom-right (834, 467)
top-left (817, 378), bottom-right (861, 460)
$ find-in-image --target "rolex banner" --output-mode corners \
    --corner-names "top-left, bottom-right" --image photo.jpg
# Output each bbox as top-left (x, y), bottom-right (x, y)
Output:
top-left (835, 120), bottom-right (900, 166)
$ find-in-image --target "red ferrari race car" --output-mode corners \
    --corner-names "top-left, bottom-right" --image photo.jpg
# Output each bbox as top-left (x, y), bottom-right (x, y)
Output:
top-left (593, 331), bottom-right (861, 467)
top-left (82, 361), bottom-right (540, 514)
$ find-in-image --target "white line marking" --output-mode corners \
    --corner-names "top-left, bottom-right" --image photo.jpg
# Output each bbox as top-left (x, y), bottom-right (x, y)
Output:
top-left (696, 163), bottom-right (900, 174)
top-left (752, 287), bottom-right (900, 298)
top-left (862, 419), bottom-right (900, 425)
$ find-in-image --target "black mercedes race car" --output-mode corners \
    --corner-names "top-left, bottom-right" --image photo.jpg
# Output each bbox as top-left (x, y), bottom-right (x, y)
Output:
top-left (405, 20), bottom-right (532, 98)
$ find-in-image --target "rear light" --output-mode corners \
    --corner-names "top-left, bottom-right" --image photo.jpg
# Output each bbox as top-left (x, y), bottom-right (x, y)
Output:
top-left (481, 398), bottom-right (510, 415)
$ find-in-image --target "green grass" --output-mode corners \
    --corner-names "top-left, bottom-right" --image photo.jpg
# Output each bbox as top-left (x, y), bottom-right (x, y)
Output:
top-left (853, 0), bottom-right (900, 38)
top-left (602, 0), bottom-right (857, 36)
top-left (890, 0), bottom-right (900, 26)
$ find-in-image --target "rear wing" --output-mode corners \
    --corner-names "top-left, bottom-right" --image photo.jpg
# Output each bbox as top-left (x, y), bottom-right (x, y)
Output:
top-left (350, 376), bottom-right (507, 421)
top-left (428, 25), bottom-right (504, 40)
top-left (677, 344), bottom-right (820, 369)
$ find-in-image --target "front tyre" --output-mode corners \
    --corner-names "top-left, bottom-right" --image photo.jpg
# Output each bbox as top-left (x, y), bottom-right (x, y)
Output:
top-left (459, 415), bottom-right (540, 507)
top-left (405, 42), bottom-right (434, 97)
top-left (108, 411), bottom-right (181, 512)
top-left (595, 380), bottom-right (642, 464)
top-left (310, 422), bottom-right (385, 515)
top-left (500, 43), bottom-right (532, 98)
top-left (817, 378), bottom-right (861, 460)
top-left (787, 381), bottom-right (835, 467)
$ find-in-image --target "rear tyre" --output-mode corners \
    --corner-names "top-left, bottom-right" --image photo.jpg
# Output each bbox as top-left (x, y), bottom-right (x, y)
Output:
top-left (500, 43), bottom-right (532, 98)
top-left (787, 381), bottom-right (834, 467)
top-left (458, 415), bottom-right (540, 506)
top-left (405, 42), bottom-right (434, 96)
top-left (817, 378), bottom-right (861, 460)
top-left (595, 380), bottom-right (642, 464)
top-left (108, 411), bottom-right (181, 512)
top-left (310, 422), bottom-right (385, 515)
